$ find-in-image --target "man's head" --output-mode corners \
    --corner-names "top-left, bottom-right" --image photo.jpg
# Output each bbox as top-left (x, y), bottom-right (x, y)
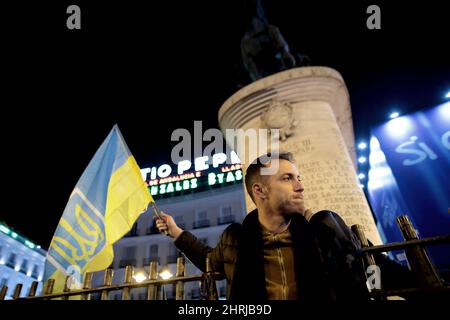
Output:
top-left (244, 152), bottom-right (305, 215)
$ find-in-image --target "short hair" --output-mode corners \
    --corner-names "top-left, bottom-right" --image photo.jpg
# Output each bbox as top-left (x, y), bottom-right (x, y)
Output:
top-left (244, 152), bottom-right (294, 202)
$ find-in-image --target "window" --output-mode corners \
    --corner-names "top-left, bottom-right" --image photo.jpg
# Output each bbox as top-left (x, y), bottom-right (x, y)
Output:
top-left (174, 216), bottom-right (183, 224)
top-left (149, 244), bottom-right (158, 257)
top-left (195, 211), bottom-right (207, 221)
top-left (124, 246), bottom-right (136, 259)
top-left (20, 259), bottom-right (28, 274)
top-left (143, 244), bottom-right (160, 265)
top-left (194, 211), bottom-right (210, 228)
top-left (168, 243), bottom-right (178, 256)
top-left (31, 265), bottom-right (40, 279)
top-left (174, 215), bottom-right (185, 229)
top-left (218, 206), bottom-right (234, 224)
top-left (167, 243), bottom-right (179, 264)
top-left (220, 206), bottom-right (232, 217)
top-left (6, 252), bottom-right (16, 268)
top-left (126, 223), bottom-right (138, 237)
top-left (119, 246), bottom-right (137, 267)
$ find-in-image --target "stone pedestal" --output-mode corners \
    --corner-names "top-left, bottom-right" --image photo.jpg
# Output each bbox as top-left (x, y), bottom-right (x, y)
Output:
top-left (219, 67), bottom-right (382, 244)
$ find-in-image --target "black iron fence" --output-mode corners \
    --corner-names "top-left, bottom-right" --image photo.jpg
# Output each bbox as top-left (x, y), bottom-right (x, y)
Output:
top-left (0, 256), bottom-right (219, 300)
top-left (352, 215), bottom-right (450, 301)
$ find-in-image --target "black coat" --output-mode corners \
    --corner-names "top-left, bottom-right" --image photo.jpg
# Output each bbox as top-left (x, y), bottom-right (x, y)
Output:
top-left (175, 209), bottom-right (414, 301)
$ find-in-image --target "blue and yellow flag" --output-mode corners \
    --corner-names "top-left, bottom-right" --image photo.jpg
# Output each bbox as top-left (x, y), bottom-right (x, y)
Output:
top-left (44, 125), bottom-right (152, 293)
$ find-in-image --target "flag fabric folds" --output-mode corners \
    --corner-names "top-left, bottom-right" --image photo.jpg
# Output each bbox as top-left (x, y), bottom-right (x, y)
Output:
top-left (43, 124), bottom-right (152, 293)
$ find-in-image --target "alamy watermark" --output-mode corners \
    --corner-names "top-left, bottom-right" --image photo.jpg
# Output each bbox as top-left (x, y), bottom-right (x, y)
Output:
top-left (366, 264), bottom-right (381, 290)
top-left (170, 121), bottom-right (281, 175)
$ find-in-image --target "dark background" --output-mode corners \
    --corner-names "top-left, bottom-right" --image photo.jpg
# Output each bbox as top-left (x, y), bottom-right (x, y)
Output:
top-left (1, 0), bottom-right (449, 247)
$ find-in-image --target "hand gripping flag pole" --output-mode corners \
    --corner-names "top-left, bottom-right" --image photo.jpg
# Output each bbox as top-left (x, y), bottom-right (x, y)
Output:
top-left (150, 201), bottom-right (170, 236)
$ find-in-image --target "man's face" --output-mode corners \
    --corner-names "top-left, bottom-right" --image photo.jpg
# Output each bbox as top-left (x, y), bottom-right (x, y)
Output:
top-left (262, 159), bottom-right (305, 215)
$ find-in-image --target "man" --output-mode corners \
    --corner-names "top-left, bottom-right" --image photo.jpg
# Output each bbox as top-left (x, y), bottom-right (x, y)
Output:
top-left (156, 152), bottom-right (414, 301)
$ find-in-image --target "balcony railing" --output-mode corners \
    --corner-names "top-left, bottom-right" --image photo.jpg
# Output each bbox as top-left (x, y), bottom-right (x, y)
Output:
top-left (142, 257), bottom-right (160, 266)
top-left (193, 220), bottom-right (210, 229)
top-left (119, 259), bottom-right (137, 268)
top-left (147, 223), bottom-right (186, 235)
top-left (217, 215), bottom-right (235, 225)
top-left (175, 223), bottom-right (185, 230)
top-left (146, 225), bottom-right (160, 235)
top-left (166, 255), bottom-right (179, 264)
top-left (124, 230), bottom-right (138, 237)
top-left (19, 266), bottom-right (28, 275)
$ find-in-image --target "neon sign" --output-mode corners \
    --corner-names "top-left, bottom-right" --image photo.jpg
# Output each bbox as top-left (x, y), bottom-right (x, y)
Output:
top-left (140, 151), bottom-right (241, 181)
top-left (146, 161), bottom-right (243, 198)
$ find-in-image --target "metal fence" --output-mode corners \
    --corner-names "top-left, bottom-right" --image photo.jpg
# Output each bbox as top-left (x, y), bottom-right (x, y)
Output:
top-left (0, 256), bottom-right (219, 300)
top-left (1, 215), bottom-right (449, 301)
top-left (353, 215), bottom-right (450, 301)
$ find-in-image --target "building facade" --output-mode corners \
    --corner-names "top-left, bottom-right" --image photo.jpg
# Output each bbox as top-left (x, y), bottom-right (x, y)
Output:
top-left (0, 222), bottom-right (46, 299)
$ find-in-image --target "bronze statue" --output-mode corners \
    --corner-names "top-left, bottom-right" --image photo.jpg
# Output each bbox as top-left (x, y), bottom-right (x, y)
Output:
top-left (240, 0), bottom-right (309, 81)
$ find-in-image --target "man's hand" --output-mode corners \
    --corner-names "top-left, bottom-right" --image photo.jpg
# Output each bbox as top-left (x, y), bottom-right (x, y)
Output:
top-left (154, 212), bottom-right (183, 240)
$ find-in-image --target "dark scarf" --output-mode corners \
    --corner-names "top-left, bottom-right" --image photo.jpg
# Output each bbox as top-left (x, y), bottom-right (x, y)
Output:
top-left (229, 209), bottom-right (335, 301)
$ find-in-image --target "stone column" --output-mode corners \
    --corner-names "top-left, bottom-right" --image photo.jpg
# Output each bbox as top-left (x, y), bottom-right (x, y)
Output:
top-left (219, 67), bottom-right (382, 244)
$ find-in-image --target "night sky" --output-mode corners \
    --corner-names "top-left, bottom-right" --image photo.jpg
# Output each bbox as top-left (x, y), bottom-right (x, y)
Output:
top-left (1, 1), bottom-right (449, 248)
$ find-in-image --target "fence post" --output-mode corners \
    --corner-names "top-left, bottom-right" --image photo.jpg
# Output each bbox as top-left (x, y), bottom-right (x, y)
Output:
top-left (0, 286), bottom-right (7, 300)
top-left (12, 284), bottom-right (22, 300)
top-left (122, 266), bottom-right (134, 300)
top-left (175, 256), bottom-right (185, 300)
top-left (28, 281), bottom-right (39, 297)
top-left (61, 275), bottom-right (72, 300)
top-left (43, 279), bottom-right (55, 300)
top-left (101, 269), bottom-right (114, 300)
top-left (205, 255), bottom-right (218, 300)
top-left (352, 224), bottom-right (376, 267)
top-left (396, 215), bottom-right (443, 287)
top-left (81, 272), bottom-right (93, 300)
top-left (147, 262), bottom-right (159, 300)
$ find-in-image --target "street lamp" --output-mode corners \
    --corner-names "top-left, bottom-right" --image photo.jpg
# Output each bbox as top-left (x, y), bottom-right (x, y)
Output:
top-left (133, 272), bottom-right (147, 283)
top-left (358, 142), bottom-right (367, 150)
top-left (160, 268), bottom-right (173, 280)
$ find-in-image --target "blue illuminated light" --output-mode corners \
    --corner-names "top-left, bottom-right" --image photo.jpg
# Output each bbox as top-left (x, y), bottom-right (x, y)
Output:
top-left (0, 225), bottom-right (10, 234)
top-left (389, 112), bottom-right (400, 119)
top-left (385, 116), bottom-right (414, 139)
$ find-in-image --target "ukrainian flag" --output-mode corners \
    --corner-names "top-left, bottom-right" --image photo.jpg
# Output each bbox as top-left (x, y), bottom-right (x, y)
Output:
top-left (44, 125), bottom-right (152, 294)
